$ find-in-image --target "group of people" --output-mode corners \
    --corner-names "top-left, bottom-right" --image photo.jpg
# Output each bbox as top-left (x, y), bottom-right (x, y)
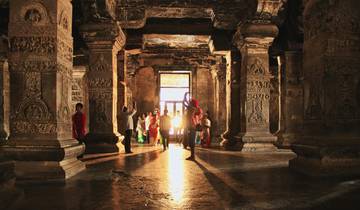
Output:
top-left (71, 92), bottom-right (212, 160)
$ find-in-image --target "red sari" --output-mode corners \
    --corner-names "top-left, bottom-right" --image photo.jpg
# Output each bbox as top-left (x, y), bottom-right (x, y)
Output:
top-left (72, 112), bottom-right (86, 141)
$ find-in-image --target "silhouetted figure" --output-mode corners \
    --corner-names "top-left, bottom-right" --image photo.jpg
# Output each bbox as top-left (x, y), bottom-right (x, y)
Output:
top-left (160, 109), bottom-right (171, 150)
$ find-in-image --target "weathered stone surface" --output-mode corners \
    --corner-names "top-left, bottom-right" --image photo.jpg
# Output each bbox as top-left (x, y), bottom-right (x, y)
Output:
top-left (1, 0), bottom-right (85, 181)
top-left (0, 57), bottom-right (9, 141)
top-left (116, 0), bottom-right (259, 30)
top-left (289, 0), bottom-right (360, 176)
top-left (276, 51), bottom-right (303, 148)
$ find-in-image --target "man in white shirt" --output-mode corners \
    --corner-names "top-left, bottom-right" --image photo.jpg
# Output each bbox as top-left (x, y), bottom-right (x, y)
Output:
top-left (122, 101), bottom-right (137, 153)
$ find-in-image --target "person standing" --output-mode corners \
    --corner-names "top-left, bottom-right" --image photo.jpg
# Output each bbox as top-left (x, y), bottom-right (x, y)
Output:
top-left (145, 112), bottom-right (151, 144)
top-left (72, 103), bottom-right (86, 144)
top-left (122, 101), bottom-right (137, 154)
top-left (183, 92), bottom-right (202, 161)
top-left (149, 111), bottom-right (158, 145)
top-left (201, 113), bottom-right (211, 147)
top-left (160, 109), bottom-right (172, 150)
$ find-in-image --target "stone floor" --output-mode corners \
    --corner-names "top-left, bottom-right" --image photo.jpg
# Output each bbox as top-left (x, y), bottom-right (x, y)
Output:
top-left (4, 144), bottom-right (360, 210)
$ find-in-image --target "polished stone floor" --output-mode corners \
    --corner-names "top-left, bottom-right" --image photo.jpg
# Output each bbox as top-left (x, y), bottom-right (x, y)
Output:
top-left (6, 144), bottom-right (360, 210)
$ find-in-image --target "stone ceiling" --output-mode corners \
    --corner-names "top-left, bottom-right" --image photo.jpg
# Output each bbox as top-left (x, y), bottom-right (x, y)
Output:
top-left (143, 34), bottom-right (211, 49)
top-left (116, 0), bottom-right (257, 30)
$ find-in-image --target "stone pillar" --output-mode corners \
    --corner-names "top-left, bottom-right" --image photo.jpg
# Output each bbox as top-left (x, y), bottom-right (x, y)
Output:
top-left (290, 0), bottom-right (360, 176)
top-left (117, 50), bottom-right (126, 135)
top-left (276, 51), bottom-right (303, 148)
top-left (0, 58), bottom-right (9, 141)
top-left (80, 22), bottom-right (125, 153)
top-left (214, 57), bottom-right (227, 143)
top-left (1, 0), bottom-right (85, 181)
top-left (71, 66), bottom-right (89, 131)
top-left (233, 21), bottom-right (279, 152)
top-left (221, 50), bottom-right (242, 149)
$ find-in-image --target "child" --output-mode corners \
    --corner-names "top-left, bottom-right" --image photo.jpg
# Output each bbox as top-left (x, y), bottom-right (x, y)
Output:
top-left (72, 103), bottom-right (86, 144)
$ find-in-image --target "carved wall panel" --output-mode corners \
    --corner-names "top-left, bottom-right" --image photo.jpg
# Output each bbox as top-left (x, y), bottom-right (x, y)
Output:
top-left (10, 37), bottom-right (56, 54)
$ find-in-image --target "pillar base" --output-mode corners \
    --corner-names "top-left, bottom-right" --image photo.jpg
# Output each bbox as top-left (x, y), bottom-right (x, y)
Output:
top-left (0, 161), bottom-right (23, 210)
top-left (290, 142), bottom-right (360, 177)
top-left (276, 132), bottom-right (298, 149)
top-left (1, 143), bottom-right (85, 182)
top-left (221, 132), bottom-right (277, 152)
top-left (84, 133), bottom-right (121, 154)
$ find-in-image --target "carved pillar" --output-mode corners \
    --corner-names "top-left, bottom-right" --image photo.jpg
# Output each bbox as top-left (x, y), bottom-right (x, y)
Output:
top-left (71, 66), bottom-right (89, 131)
top-left (0, 58), bottom-right (9, 141)
top-left (212, 56), bottom-right (228, 143)
top-left (80, 22), bottom-right (126, 153)
top-left (1, 0), bottom-right (85, 181)
top-left (233, 21), bottom-right (279, 151)
top-left (276, 51), bottom-right (303, 148)
top-left (290, 0), bottom-right (360, 176)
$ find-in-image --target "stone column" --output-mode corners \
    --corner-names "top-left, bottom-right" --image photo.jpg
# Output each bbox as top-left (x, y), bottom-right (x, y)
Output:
top-left (0, 57), bottom-right (9, 141)
top-left (233, 21), bottom-right (279, 152)
top-left (290, 0), bottom-right (360, 176)
top-left (214, 58), bottom-right (227, 143)
top-left (221, 50), bottom-right (242, 149)
top-left (1, 0), bottom-right (85, 181)
top-left (117, 50), bottom-right (126, 135)
top-left (276, 51), bottom-right (303, 148)
top-left (80, 22), bottom-right (125, 153)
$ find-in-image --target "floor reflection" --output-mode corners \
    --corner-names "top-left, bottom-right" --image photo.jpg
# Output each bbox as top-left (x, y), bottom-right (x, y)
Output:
top-left (167, 144), bottom-right (185, 203)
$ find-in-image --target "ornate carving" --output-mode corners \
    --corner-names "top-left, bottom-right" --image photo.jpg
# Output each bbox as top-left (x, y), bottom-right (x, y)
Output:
top-left (12, 99), bottom-right (52, 123)
top-left (24, 72), bottom-right (41, 99)
top-left (90, 54), bottom-right (111, 72)
top-left (11, 121), bottom-right (56, 134)
top-left (247, 58), bottom-right (266, 76)
top-left (89, 91), bottom-right (112, 100)
top-left (25, 9), bottom-right (42, 23)
top-left (18, 2), bottom-right (51, 25)
top-left (9, 61), bottom-right (57, 72)
top-left (58, 10), bottom-right (69, 31)
top-left (248, 99), bottom-right (265, 124)
top-left (58, 39), bottom-right (73, 62)
top-left (72, 78), bottom-right (83, 102)
top-left (88, 78), bottom-right (112, 88)
top-left (10, 37), bottom-right (56, 54)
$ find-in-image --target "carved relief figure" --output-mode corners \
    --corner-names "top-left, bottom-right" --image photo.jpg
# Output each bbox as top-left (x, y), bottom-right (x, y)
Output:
top-left (248, 99), bottom-right (265, 124)
top-left (247, 58), bottom-right (265, 76)
top-left (25, 9), bottom-right (41, 23)
top-left (91, 54), bottom-right (110, 72)
top-left (25, 72), bottom-right (41, 99)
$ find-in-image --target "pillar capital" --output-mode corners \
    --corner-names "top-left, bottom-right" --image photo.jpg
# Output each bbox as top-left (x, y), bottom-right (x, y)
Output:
top-left (233, 22), bottom-right (278, 53)
top-left (80, 21), bottom-right (126, 52)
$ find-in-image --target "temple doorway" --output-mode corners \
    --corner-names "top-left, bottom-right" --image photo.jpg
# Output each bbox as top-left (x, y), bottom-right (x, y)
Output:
top-left (159, 72), bottom-right (191, 134)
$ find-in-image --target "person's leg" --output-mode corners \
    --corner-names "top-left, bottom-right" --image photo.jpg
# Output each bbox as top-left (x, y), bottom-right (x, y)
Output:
top-left (166, 130), bottom-right (169, 148)
top-left (128, 129), bottom-right (132, 152)
top-left (160, 130), bottom-right (166, 150)
top-left (186, 129), bottom-right (196, 160)
top-left (125, 130), bottom-right (132, 153)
